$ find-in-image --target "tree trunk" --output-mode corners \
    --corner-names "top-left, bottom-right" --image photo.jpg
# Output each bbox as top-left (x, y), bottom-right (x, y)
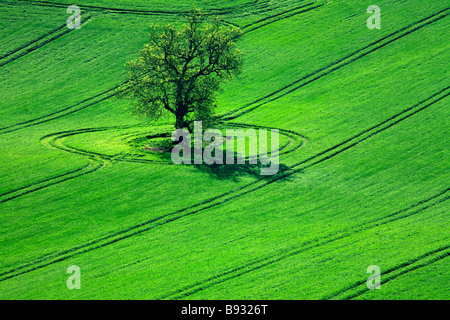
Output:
top-left (174, 100), bottom-right (192, 132)
top-left (175, 113), bottom-right (187, 129)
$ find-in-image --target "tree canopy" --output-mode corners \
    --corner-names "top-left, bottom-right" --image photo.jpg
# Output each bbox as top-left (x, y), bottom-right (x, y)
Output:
top-left (119, 10), bottom-right (244, 131)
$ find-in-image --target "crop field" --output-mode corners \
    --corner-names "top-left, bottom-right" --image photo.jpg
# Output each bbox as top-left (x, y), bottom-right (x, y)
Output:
top-left (0, 0), bottom-right (448, 300)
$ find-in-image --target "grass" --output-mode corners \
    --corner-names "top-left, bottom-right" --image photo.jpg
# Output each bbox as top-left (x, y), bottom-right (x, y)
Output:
top-left (0, 0), bottom-right (448, 299)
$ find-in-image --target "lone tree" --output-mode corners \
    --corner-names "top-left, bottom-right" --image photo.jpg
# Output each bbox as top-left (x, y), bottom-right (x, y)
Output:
top-left (119, 10), bottom-right (243, 131)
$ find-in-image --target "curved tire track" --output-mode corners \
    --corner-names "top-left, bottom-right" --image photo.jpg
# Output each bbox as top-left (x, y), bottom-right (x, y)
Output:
top-left (0, 121), bottom-right (304, 205)
top-left (0, 126), bottom-right (133, 204)
top-left (0, 7), bottom-right (448, 282)
top-left (0, 122), bottom-right (305, 281)
top-left (0, 4), bottom-right (447, 292)
top-left (0, 86), bottom-right (447, 283)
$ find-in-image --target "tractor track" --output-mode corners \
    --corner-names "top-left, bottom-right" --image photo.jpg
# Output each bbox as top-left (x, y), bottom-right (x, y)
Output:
top-left (223, 8), bottom-right (450, 120)
top-left (0, 119), bottom-right (302, 208)
top-left (242, 1), bottom-right (326, 34)
top-left (0, 122), bottom-right (304, 204)
top-left (0, 0), bottom-right (301, 135)
top-left (158, 191), bottom-right (449, 299)
top-left (0, 3), bottom-right (447, 296)
top-left (0, 128), bottom-right (117, 204)
top-left (2, 3), bottom-right (438, 134)
top-left (0, 86), bottom-right (119, 135)
top-left (0, 125), bottom-right (138, 205)
top-left (0, 23), bottom-right (66, 61)
top-left (154, 87), bottom-right (450, 299)
top-left (324, 245), bottom-right (450, 300)
top-left (41, 125), bottom-right (172, 164)
top-left (0, 159), bottom-right (103, 205)
top-left (0, 0), bottom-right (325, 74)
top-left (0, 86), bottom-right (447, 283)
top-left (4, 0), bottom-right (272, 16)
top-left (0, 14), bottom-right (92, 68)
top-left (224, 121), bottom-right (307, 159)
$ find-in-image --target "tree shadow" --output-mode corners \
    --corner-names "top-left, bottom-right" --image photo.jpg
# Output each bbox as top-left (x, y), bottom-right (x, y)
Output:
top-left (192, 162), bottom-right (297, 182)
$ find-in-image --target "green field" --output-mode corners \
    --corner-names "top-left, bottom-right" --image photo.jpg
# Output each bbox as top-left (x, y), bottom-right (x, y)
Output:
top-left (0, 0), bottom-right (448, 300)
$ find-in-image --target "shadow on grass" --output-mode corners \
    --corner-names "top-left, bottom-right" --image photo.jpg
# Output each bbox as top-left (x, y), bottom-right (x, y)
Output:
top-left (192, 162), bottom-right (297, 182)
top-left (134, 135), bottom-right (300, 182)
